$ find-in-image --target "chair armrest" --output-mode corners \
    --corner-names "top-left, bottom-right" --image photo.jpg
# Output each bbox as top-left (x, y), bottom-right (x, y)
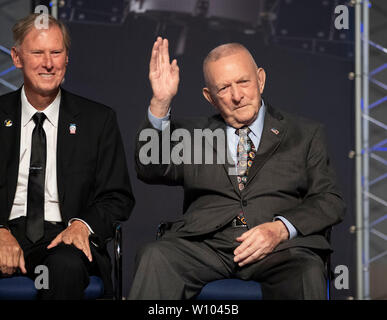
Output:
top-left (113, 223), bottom-right (122, 300)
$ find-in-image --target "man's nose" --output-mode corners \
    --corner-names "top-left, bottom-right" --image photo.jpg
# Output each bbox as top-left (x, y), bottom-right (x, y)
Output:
top-left (231, 83), bottom-right (243, 103)
top-left (42, 53), bottom-right (53, 69)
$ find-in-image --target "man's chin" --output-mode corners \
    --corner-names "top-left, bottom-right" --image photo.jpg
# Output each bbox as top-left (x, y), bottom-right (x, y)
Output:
top-left (236, 110), bottom-right (257, 126)
top-left (34, 84), bottom-right (60, 97)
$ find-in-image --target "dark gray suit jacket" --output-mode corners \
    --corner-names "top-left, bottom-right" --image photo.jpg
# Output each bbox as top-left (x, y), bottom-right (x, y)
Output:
top-left (135, 103), bottom-right (345, 253)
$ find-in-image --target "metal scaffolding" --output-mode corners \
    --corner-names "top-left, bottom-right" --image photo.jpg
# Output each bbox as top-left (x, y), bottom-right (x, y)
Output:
top-left (0, 44), bottom-right (17, 91)
top-left (0, 0), bottom-right (30, 95)
top-left (356, 0), bottom-right (387, 300)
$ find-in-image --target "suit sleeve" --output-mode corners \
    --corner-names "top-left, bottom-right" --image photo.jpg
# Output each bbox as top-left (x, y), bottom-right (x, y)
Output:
top-left (135, 114), bottom-right (184, 186)
top-left (275, 125), bottom-right (346, 236)
top-left (81, 109), bottom-right (135, 245)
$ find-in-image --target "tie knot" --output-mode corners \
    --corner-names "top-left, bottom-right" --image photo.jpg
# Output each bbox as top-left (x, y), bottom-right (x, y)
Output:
top-left (32, 112), bottom-right (46, 126)
top-left (235, 126), bottom-right (250, 136)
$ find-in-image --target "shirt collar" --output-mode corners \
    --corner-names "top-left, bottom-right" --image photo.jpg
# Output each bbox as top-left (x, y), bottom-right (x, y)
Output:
top-left (248, 99), bottom-right (266, 138)
top-left (21, 86), bottom-right (61, 128)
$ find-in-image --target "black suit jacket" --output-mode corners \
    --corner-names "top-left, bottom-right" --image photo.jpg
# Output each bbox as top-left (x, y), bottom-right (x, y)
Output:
top-left (135, 104), bottom-right (345, 253)
top-left (0, 88), bottom-right (135, 296)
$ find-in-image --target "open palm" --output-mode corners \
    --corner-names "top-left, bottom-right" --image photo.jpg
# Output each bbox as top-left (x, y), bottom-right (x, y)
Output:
top-left (149, 37), bottom-right (179, 109)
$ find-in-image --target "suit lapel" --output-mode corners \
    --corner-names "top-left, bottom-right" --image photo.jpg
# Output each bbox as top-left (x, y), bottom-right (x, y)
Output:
top-left (0, 89), bottom-right (22, 214)
top-left (56, 89), bottom-right (81, 204)
top-left (204, 115), bottom-right (241, 195)
top-left (244, 104), bottom-right (287, 188)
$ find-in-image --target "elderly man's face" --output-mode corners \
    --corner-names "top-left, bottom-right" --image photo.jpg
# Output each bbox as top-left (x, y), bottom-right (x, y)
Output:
top-left (203, 50), bottom-right (265, 128)
top-left (11, 25), bottom-right (68, 98)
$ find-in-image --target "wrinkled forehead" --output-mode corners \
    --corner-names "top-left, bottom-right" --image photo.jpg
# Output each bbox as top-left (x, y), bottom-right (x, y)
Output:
top-left (21, 25), bottom-right (65, 48)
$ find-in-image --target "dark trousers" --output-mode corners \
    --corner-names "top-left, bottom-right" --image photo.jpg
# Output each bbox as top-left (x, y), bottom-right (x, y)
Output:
top-left (128, 224), bottom-right (327, 300)
top-left (3, 217), bottom-right (96, 300)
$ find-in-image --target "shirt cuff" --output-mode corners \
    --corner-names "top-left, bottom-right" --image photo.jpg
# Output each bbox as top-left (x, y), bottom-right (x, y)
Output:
top-left (148, 107), bottom-right (170, 130)
top-left (273, 216), bottom-right (298, 240)
top-left (0, 225), bottom-right (10, 232)
top-left (68, 218), bottom-right (94, 235)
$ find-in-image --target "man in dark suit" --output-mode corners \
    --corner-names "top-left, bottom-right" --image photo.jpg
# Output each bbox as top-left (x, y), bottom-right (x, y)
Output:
top-left (0, 14), bottom-right (135, 299)
top-left (129, 37), bottom-right (345, 299)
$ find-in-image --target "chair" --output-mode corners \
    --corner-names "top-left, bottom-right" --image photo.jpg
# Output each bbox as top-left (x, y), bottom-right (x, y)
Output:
top-left (0, 223), bottom-right (123, 300)
top-left (197, 228), bottom-right (333, 300)
top-left (196, 279), bottom-right (263, 300)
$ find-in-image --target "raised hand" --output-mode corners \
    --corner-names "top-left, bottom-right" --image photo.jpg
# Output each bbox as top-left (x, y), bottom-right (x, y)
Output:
top-left (149, 37), bottom-right (180, 118)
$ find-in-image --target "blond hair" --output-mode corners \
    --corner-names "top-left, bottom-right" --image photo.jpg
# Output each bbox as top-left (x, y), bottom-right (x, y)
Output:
top-left (12, 13), bottom-right (71, 52)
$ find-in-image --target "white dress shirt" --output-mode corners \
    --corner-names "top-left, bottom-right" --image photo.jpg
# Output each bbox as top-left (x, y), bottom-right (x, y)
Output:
top-left (10, 86), bottom-right (62, 222)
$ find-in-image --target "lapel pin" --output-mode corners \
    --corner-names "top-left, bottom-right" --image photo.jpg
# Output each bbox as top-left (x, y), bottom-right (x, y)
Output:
top-left (69, 123), bottom-right (77, 134)
top-left (4, 119), bottom-right (12, 127)
top-left (271, 128), bottom-right (279, 135)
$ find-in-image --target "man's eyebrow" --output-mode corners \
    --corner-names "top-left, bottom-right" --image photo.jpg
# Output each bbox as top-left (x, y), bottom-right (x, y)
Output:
top-left (216, 76), bottom-right (249, 88)
top-left (215, 82), bottom-right (229, 90)
top-left (237, 75), bottom-right (250, 81)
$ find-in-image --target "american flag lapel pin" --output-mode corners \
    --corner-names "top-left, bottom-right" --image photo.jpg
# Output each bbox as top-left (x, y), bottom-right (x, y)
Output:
top-left (271, 128), bottom-right (279, 135)
top-left (69, 123), bottom-right (77, 134)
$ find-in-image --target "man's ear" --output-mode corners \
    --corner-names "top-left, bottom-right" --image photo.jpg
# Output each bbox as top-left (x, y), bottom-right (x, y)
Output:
top-left (202, 87), bottom-right (216, 107)
top-left (11, 47), bottom-right (22, 69)
top-left (257, 67), bottom-right (266, 94)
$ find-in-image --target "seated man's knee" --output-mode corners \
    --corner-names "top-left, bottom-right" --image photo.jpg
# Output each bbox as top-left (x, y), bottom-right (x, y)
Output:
top-left (44, 244), bottom-right (89, 275)
top-left (134, 240), bottom-right (180, 273)
top-left (289, 247), bottom-right (327, 280)
top-left (136, 241), bottom-right (167, 262)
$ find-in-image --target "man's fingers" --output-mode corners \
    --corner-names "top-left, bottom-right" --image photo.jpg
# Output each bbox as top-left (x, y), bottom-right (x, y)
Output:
top-left (84, 241), bottom-right (92, 262)
top-left (236, 228), bottom-right (254, 242)
top-left (19, 251), bottom-right (27, 274)
top-left (171, 59), bottom-right (179, 75)
top-left (234, 238), bottom-right (249, 256)
top-left (5, 251), bottom-right (18, 274)
top-left (1, 266), bottom-right (15, 276)
top-left (234, 239), bottom-right (256, 262)
top-left (160, 38), bottom-right (165, 65)
top-left (235, 240), bottom-right (265, 266)
top-left (237, 250), bottom-right (265, 267)
top-left (157, 38), bottom-right (164, 72)
top-left (47, 233), bottom-right (62, 249)
top-left (233, 229), bottom-right (265, 263)
top-left (162, 38), bottom-right (170, 66)
top-left (10, 247), bottom-right (23, 270)
top-left (149, 41), bottom-right (158, 74)
top-left (73, 238), bottom-right (92, 262)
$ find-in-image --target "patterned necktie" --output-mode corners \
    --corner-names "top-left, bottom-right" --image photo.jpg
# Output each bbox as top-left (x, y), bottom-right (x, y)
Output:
top-left (26, 112), bottom-right (47, 243)
top-left (235, 127), bottom-right (256, 191)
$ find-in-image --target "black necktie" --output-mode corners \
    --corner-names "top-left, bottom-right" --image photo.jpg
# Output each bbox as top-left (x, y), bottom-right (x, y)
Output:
top-left (26, 112), bottom-right (47, 243)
